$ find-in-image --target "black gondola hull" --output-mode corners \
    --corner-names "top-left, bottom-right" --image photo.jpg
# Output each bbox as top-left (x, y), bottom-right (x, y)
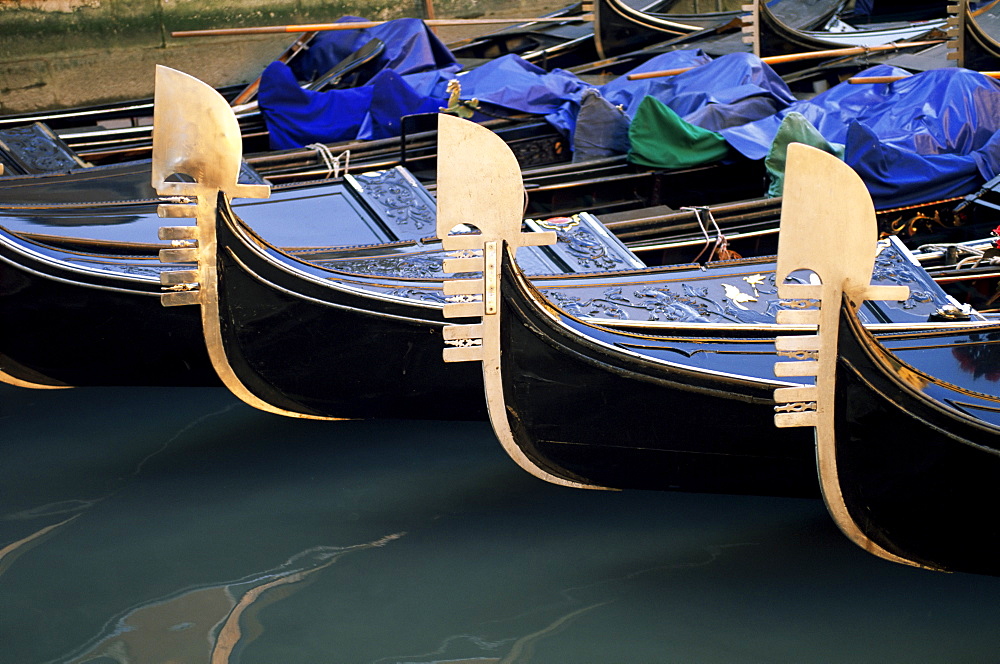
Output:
top-left (213, 197), bottom-right (488, 420)
top-left (830, 302), bottom-right (1000, 575)
top-left (0, 233), bottom-right (215, 386)
top-left (496, 248), bottom-right (821, 496)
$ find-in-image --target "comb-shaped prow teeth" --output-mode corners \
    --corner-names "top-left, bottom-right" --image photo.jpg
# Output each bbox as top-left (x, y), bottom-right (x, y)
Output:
top-left (160, 270), bottom-right (199, 286)
top-left (443, 250), bottom-right (486, 321)
top-left (158, 226), bottom-right (198, 240)
top-left (442, 322), bottom-right (486, 362)
top-left (773, 386), bottom-right (819, 428)
top-left (442, 257), bottom-right (483, 273)
top-left (443, 345), bottom-right (485, 362)
top-left (443, 324), bottom-right (484, 341)
top-left (158, 224), bottom-right (201, 306)
top-left (776, 309), bottom-right (820, 325)
top-left (740, 3), bottom-right (758, 50)
top-left (774, 335), bottom-right (819, 352)
top-left (161, 290), bottom-right (201, 307)
top-left (444, 301), bottom-right (485, 319)
top-left (775, 385), bottom-right (818, 403)
top-left (442, 235), bottom-right (488, 251)
top-left (443, 279), bottom-right (485, 296)
top-left (159, 247), bottom-right (198, 263)
top-left (774, 359), bottom-right (819, 377)
top-left (945, 0), bottom-right (964, 64)
top-left (157, 204), bottom-right (198, 218)
top-left (774, 410), bottom-right (818, 428)
top-left (860, 285), bottom-right (910, 302)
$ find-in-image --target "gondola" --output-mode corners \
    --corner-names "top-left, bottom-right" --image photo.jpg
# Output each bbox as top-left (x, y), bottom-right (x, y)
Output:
top-left (591, 0), bottom-right (755, 59)
top-left (437, 115), bottom-right (1000, 497)
top-left (4, 61), bottom-right (995, 394)
top-left (950, 0), bottom-right (1000, 70)
top-left (0, 163), bottom-right (443, 389)
top-left (751, 0), bottom-right (944, 58)
top-left (0, 64), bottom-right (744, 392)
top-left (773, 143), bottom-right (1000, 576)
top-left (592, 0), bottom-right (946, 64)
top-left (138, 67), bottom-right (971, 437)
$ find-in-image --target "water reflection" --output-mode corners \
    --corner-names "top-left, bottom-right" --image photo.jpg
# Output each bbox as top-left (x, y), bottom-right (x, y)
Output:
top-left (1, 384), bottom-right (1000, 663)
top-left (63, 536), bottom-right (404, 664)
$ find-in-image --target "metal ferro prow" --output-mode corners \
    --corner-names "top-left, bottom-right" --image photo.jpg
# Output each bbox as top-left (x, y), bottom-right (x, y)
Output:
top-left (436, 113), bottom-right (555, 363)
top-left (772, 143), bottom-right (909, 429)
top-left (150, 65), bottom-right (270, 309)
top-left (771, 143), bottom-right (914, 567)
top-left (436, 113), bottom-right (599, 491)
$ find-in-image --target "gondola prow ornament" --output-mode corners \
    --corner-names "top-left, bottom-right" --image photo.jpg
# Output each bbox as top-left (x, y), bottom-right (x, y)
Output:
top-left (772, 143), bottom-right (917, 567)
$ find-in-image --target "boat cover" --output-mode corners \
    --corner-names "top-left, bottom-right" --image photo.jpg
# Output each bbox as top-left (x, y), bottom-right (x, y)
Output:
top-left (763, 112), bottom-right (844, 197)
top-left (598, 51), bottom-right (796, 132)
top-left (721, 65), bottom-right (1000, 207)
top-left (627, 97), bottom-right (730, 169)
top-left (260, 41), bottom-right (792, 150)
top-left (259, 21), bottom-right (1000, 209)
top-left (288, 17), bottom-right (458, 83)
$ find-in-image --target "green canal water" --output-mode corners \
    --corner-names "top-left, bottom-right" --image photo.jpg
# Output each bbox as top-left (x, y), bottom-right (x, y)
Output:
top-left (1, 383), bottom-right (998, 662)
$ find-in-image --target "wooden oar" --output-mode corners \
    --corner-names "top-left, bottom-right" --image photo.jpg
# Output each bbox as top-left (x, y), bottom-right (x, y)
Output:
top-left (173, 16), bottom-right (593, 38)
top-left (973, 0), bottom-right (1000, 17)
top-left (228, 30), bottom-right (318, 107)
top-left (626, 40), bottom-right (944, 80)
top-left (849, 71), bottom-right (1000, 84)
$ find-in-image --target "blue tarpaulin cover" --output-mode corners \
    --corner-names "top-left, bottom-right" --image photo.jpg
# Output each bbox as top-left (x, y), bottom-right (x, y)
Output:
top-left (259, 65), bottom-right (448, 147)
top-left (260, 42), bottom-right (797, 151)
top-left (601, 51), bottom-right (796, 131)
top-left (288, 17), bottom-right (458, 83)
top-left (721, 65), bottom-right (1000, 207)
top-left (259, 21), bottom-right (1000, 208)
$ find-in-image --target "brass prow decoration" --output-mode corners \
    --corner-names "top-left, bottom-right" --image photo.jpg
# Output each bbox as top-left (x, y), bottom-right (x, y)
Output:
top-left (741, 2), bottom-right (760, 58)
top-left (947, 0), bottom-right (966, 68)
top-left (151, 66), bottom-right (337, 420)
top-left (771, 143), bottom-right (917, 566)
top-left (436, 114), bottom-right (597, 489)
top-left (152, 65), bottom-right (269, 310)
top-left (438, 80), bottom-right (480, 120)
top-left (436, 113), bottom-right (555, 363)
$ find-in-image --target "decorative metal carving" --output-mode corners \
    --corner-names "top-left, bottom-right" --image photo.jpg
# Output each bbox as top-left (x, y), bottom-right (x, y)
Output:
top-left (0, 123), bottom-right (88, 174)
top-left (386, 288), bottom-right (449, 303)
top-left (871, 241), bottom-right (941, 310)
top-left (119, 265), bottom-right (166, 277)
top-left (879, 204), bottom-right (960, 239)
top-left (540, 273), bottom-right (788, 323)
top-left (439, 80), bottom-right (480, 119)
top-left (352, 169), bottom-right (435, 232)
top-left (324, 255), bottom-right (448, 279)
top-left (543, 288), bottom-right (630, 320)
top-left (535, 215), bottom-right (626, 271)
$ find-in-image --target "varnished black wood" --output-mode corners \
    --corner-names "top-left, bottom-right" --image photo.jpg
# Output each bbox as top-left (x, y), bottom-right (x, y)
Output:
top-left (489, 239), bottom-right (979, 495)
top-left (830, 297), bottom-right (1000, 575)
top-left (213, 193), bottom-right (488, 419)
top-left (0, 229), bottom-right (216, 386)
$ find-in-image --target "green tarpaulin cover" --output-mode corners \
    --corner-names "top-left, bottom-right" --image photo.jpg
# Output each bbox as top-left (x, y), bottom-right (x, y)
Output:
top-left (627, 96), bottom-right (730, 169)
top-left (764, 111), bottom-right (845, 197)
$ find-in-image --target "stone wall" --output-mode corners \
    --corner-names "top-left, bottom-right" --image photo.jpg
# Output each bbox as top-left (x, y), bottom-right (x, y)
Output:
top-left (0, 0), bottom-right (434, 58)
top-left (0, 0), bottom-right (483, 112)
